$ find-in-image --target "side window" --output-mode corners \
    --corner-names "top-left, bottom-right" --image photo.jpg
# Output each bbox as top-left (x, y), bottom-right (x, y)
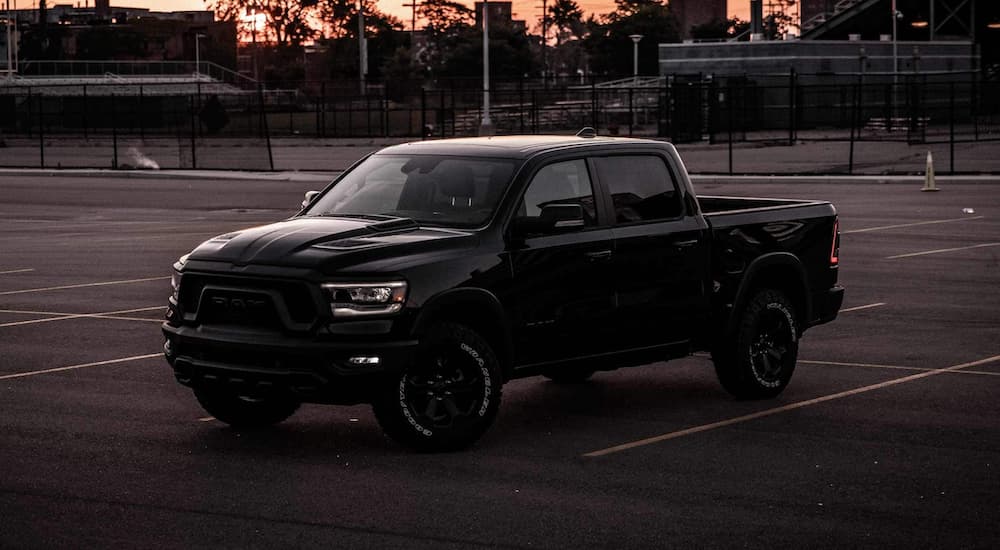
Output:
top-left (593, 155), bottom-right (683, 223)
top-left (515, 159), bottom-right (597, 236)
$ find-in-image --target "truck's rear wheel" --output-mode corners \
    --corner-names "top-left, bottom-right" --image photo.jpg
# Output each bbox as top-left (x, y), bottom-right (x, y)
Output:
top-left (373, 323), bottom-right (501, 452)
top-left (194, 388), bottom-right (300, 427)
top-left (712, 289), bottom-right (799, 399)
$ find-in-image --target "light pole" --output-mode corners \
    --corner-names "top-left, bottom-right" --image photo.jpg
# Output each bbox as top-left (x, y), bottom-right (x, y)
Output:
top-left (891, 0), bottom-right (900, 117)
top-left (195, 33), bottom-right (206, 77)
top-left (480, 0), bottom-right (494, 136)
top-left (5, 0), bottom-right (12, 79)
top-left (629, 34), bottom-right (643, 84)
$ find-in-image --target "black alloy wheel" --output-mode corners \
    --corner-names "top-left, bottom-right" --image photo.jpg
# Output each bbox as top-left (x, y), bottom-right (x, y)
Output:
top-left (373, 323), bottom-right (502, 451)
top-left (712, 289), bottom-right (799, 400)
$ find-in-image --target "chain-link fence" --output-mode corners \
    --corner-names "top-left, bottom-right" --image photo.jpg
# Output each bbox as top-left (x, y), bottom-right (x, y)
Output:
top-left (1, 71), bottom-right (998, 173)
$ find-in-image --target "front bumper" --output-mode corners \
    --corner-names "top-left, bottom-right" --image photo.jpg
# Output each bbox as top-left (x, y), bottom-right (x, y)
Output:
top-left (162, 323), bottom-right (419, 404)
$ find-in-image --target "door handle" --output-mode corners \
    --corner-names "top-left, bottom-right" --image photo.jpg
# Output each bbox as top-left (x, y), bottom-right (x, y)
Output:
top-left (584, 250), bottom-right (613, 261)
top-left (672, 239), bottom-right (699, 249)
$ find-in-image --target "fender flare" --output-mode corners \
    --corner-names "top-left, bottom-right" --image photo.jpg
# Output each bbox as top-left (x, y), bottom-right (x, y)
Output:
top-left (411, 287), bottom-right (514, 379)
top-left (727, 252), bottom-right (811, 336)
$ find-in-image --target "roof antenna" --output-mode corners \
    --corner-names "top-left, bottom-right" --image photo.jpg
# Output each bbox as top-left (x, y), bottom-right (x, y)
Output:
top-left (576, 127), bottom-right (597, 138)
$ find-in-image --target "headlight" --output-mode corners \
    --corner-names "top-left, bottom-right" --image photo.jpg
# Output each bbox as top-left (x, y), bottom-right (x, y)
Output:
top-left (170, 254), bottom-right (188, 302)
top-left (170, 271), bottom-right (181, 301)
top-left (322, 281), bottom-right (407, 318)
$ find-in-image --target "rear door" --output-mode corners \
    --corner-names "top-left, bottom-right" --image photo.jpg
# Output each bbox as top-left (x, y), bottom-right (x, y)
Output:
top-left (506, 158), bottom-right (616, 366)
top-left (591, 153), bottom-right (711, 350)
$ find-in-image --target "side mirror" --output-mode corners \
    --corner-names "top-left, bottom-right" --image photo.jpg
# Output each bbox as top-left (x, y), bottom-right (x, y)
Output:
top-left (539, 203), bottom-right (585, 230)
top-left (301, 190), bottom-right (320, 210)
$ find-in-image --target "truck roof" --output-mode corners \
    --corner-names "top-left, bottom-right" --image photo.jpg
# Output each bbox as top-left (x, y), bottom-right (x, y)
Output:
top-left (375, 135), bottom-right (670, 159)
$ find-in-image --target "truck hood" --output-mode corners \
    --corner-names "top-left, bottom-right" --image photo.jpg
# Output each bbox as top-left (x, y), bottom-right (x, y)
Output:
top-left (188, 216), bottom-right (475, 271)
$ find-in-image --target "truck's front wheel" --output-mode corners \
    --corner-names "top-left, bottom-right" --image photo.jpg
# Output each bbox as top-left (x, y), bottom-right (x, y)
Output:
top-left (712, 289), bottom-right (799, 399)
top-left (373, 323), bottom-right (502, 452)
top-left (194, 388), bottom-right (300, 427)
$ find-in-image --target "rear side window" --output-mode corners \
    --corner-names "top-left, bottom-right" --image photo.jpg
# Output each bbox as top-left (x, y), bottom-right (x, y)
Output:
top-left (593, 155), bottom-right (683, 223)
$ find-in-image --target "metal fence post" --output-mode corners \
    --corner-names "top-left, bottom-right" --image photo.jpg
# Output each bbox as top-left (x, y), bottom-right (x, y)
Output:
top-left (949, 81), bottom-right (955, 174)
top-left (420, 88), bottom-right (427, 140)
top-left (628, 87), bottom-right (634, 136)
top-left (849, 81), bottom-right (859, 175)
top-left (111, 93), bottom-right (118, 169)
top-left (189, 95), bottom-right (197, 169)
top-left (82, 85), bottom-right (89, 140)
top-left (38, 94), bottom-right (44, 168)
top-left (139, 85), bottom-right (145, 141)
top-left (727, 84), bottom-right (734, 176)
top-left (258, 83), bottom-right (274, 171)
top-left (519, 78), bottom-right (525, 134)
top-left (788, 68), bottom-right (797, 145)
top-left (591, 80), bottom-right (598, 131)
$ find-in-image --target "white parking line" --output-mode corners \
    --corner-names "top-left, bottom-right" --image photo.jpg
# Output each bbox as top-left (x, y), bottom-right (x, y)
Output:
top-left (0, 276), bottom-right (169, 296)
top-left (887, 242), bottom-right (1000, 259)
top-left (839, 302), bottom-right (885, 313)
top-left (0, 353), bottom-right (161, 381)
top-left (583, 353), bottom-right (1000, 458)
top-left (0, 268), bottom-right (35, 275)
top-left (844, 216), bottom-right (984, 234)
top-left (801, 359), bottom-right (1000, 377)
top-left (0, 306), bottom-right (164, 328)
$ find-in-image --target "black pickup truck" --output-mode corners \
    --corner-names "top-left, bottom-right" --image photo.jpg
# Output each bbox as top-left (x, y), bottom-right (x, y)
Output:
top-left (162, 134), bottom-right (843, 451)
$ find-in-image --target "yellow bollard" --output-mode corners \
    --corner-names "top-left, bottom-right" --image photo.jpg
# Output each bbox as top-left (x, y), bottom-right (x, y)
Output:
top-left (921, 151), bottom-right (939, 192)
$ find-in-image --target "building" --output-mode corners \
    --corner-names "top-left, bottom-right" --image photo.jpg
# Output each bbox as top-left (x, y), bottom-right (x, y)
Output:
top-left (474, 1), bottom-right (527, 32)
top-left (671, 0), bottom-right (727, 39)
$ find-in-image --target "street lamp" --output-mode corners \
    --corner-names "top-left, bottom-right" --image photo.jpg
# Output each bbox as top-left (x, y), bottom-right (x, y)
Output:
top-left (195, 33), bottom-right (206, 77)
top-left (629, 34), bottom-right (643, 84)
top-left (480, 0), bottom-right (494, 136)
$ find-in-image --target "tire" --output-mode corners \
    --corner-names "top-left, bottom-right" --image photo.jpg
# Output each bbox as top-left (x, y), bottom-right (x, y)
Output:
top-left (194, 387), bottom-right (300, 428)
top-left (543, 367), bottom-right (595, 384)
top-left (373, 323), bottom-right (502, 452)
top-left (712, 289), bottom-right (799, 400)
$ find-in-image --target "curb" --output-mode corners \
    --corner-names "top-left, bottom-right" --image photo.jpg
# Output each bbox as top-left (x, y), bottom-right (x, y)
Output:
top-left (0, 168), bottom-right (338, 183)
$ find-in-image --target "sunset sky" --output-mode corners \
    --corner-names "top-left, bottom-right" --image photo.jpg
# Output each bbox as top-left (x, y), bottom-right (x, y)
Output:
top-left (115, 0), bottom-right (751, 26)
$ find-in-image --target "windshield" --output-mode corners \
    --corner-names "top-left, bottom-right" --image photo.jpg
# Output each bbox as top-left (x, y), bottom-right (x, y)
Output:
top-left (304, 154), bottom-right (519, 228)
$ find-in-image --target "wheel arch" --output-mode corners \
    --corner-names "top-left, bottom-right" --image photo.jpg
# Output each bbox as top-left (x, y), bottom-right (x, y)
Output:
top-left (410, 287), bottom-right (514, 381)
top-left (728, 252), bottom-right (811, 337)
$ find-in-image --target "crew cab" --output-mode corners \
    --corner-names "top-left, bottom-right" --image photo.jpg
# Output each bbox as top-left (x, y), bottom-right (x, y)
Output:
top-left (162, 134), bottom-right (844, 451)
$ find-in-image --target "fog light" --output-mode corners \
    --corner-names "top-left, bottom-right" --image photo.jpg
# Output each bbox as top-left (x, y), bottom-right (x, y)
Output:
top-left (348, 356), bottom-right (380, 366)
top-left (163, 339), bottom-right (174, 357)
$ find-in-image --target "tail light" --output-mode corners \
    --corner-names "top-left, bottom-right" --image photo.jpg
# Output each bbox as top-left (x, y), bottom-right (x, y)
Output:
top-left (830, 218), bottom-right (840, 267)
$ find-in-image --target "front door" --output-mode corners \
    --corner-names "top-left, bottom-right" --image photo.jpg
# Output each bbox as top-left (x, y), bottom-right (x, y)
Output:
top-left (506, 158), bottom-right (616, 367)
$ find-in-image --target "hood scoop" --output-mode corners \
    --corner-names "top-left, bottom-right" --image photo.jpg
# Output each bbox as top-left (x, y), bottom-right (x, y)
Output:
top-left (313, 237), bottom-right (379, 251)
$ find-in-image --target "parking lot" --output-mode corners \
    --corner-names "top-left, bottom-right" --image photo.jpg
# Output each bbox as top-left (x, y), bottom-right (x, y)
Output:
top-left (1, 171), bottom-right (998, 548)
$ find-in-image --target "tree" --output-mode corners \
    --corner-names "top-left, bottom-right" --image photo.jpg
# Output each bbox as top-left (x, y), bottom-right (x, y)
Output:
top-left (689, 17), bottom-right (750, 41)
top-left (209, 0), bottom-right (317, 48)
top-left (583, 0), bottom-right (679, 76)
top-left (548, 0), bottom-right (585, 45)
top-left (416, 0), bottom-right (474, 76)
top-left (764, 0), bottom-right (797, 39)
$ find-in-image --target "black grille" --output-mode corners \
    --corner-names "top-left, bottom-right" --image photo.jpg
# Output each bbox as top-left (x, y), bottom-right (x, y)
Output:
top-left (179, 274), bottom-right (318, 326)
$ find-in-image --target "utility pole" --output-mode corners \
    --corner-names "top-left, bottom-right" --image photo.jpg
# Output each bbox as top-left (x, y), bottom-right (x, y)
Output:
top-left (358, 0), bottom-right (366, 95)
top-left (403, 0), bottom-right (418, 43)
top-left (5, 0), bottom-right (11, 78)
top-left (541, 0), bottom-right (547, 85)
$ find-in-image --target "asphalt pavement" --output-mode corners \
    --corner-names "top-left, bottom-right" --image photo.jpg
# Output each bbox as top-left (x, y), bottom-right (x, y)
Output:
top-left (1, 173), bottom-right (998, 548)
